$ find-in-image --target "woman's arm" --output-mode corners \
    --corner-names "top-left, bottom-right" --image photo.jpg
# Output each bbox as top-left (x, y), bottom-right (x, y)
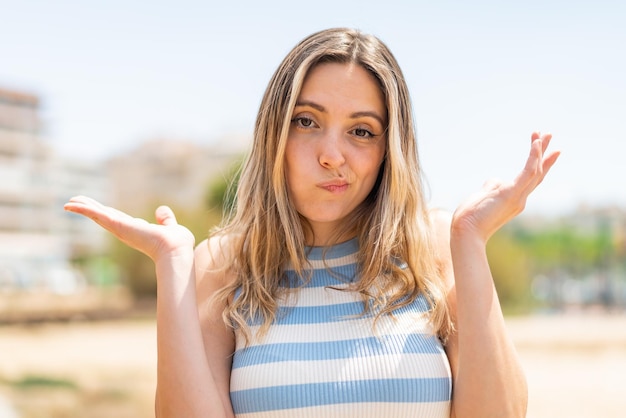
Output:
top-left (191, 237), bottom-right (237, 416)
top-left (64, 197), bottom-right (234, 418)
top-left (154, 239), bottom-right (235, 417)
top-left (437, 132), bottom-right (560, 418)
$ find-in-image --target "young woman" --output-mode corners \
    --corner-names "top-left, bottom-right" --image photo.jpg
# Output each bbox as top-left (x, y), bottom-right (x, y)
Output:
top-left (65, 28), bottom-right (559, 417)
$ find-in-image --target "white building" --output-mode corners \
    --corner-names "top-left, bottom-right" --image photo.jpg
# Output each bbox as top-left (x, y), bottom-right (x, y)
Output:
top-left (0, 87), bottom-right (108, 297)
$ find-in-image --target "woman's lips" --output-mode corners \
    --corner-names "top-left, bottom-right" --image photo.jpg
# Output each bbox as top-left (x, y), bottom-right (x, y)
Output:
top-left (318, 180), bottom-right (349, 193)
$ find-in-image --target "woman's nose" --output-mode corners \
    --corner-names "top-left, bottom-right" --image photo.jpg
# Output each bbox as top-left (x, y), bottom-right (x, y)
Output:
top-left (318, 131), bottom-right (346, 169)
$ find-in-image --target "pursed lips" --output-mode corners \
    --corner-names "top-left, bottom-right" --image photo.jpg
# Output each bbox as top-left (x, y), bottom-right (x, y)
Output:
top-left (317, 179), bottom-right (349, 193)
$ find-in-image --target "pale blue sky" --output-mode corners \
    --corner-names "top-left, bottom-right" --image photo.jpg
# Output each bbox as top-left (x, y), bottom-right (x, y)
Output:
top-left (2, 0), bottom-right (624, 214)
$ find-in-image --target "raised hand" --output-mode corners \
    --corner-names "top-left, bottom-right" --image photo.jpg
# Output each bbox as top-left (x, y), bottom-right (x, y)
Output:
top-left (64, 196), bottom-right (196, 261)
top-left (451, 132), bottom-right (560, 243)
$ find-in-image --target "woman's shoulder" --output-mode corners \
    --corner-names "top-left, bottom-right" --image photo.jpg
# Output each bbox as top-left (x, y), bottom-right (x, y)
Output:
top-left (194, 233), bottom-right (240, 287)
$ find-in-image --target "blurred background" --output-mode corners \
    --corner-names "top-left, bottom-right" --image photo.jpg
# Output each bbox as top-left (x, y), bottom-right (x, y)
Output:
top-left (1, 0), bottom-right (625, 417)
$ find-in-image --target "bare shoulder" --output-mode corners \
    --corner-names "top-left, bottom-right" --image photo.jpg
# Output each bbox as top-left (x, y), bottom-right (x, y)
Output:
top-left (195, 234), bottom-right (235, 276)
top-left (196, 233), bottom-right (242, 285)
top-left (194, 234), bottom-right (239, 315)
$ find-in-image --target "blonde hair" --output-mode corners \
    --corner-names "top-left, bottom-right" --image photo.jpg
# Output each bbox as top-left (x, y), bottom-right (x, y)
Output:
top-left (212, 28), bottom-right (452, 343)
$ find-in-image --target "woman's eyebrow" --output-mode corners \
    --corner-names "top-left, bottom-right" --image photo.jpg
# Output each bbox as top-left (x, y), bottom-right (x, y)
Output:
top-left (350, 111), bottom-right (386, 127)
top-left (294, 100), bottom-right (325, 112)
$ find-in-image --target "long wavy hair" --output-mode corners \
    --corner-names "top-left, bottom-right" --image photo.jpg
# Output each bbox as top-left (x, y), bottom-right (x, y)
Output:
top-left (211, 28), bottom-right (452, 344)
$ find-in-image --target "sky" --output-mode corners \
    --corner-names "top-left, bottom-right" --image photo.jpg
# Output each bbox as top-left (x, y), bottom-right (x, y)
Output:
top-left (1, 0), bottom-right (625, 215)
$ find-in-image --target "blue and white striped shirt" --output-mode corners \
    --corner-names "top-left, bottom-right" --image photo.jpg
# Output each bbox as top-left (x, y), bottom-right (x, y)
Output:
top-left (230, 238), bottom-right (452, 417)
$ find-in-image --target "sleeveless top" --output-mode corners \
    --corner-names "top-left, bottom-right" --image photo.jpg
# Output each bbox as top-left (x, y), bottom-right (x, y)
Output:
top-left (230, 238), bottom-right (452, 417)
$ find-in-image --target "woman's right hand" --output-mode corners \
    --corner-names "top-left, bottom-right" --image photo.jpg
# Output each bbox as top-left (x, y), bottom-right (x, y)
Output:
top-left (451, 132), bottom-right (559, 244)
top-left (64, 196), bottom-right (196, 262)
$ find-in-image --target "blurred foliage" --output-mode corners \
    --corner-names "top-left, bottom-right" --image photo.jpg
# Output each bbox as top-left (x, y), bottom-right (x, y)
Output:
top-left (206, 157), bottom-right (243, 215)
top-left (487, 229), bottom-right (533, 313)
top-left (9, 375), bottom-right (78, 390)
top-left (488, 218), bottom-right (626, 312)
top-left (510, 221), bottom-right (622, 276)
top-left (72, 255), bottom-right (120, 287)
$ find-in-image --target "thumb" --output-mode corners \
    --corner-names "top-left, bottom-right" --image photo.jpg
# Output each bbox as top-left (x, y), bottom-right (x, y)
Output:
top-left (155, 205), bottom-right (177, 226)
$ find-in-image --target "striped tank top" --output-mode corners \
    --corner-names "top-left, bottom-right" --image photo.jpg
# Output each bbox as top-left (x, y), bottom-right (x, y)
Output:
top-left (230, 238), bottom-right (452, 417)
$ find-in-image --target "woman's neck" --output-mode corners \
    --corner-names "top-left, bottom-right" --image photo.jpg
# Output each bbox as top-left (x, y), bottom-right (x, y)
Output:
top-left (304, 224), bottom-right (357, 247)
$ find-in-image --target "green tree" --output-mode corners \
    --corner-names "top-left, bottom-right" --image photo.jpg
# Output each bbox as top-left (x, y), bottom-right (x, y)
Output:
top-left (206, 157), bottom-right (243, 215)
top-left (487, 230), bottom-right (533, 313)
top-left (512, 223), bottom-right (617, 277)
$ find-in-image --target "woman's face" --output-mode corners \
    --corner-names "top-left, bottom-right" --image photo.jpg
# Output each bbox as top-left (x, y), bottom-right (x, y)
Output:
top-left (285, 62), bottom-right (387, 245)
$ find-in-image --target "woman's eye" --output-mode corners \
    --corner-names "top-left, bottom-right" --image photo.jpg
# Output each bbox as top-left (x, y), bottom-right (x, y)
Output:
top-left (352, 127), bottom-right (375, 139)
top-left (292, 116), bottom-right (315, 128)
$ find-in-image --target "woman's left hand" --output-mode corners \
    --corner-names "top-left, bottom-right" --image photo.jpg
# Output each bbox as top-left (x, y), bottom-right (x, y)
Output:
top-left (451, 131), bottom-right (560, 243)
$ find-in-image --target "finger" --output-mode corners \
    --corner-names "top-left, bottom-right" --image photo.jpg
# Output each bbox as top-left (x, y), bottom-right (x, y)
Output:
top-left (530, 131), bottom-right (541, 142)
top-left (537, 150), bottom-right (561, 184)
top-left (539, 132), bottom-right (552, 154)
top-left (534, 131), bottom-right (558, 184)
top-left (64, 195), bottom-right (103, 210)
top-left (519, 134), bottom-right (560, 192)
top-left (155, 205), bottom-right (178, 226)
top-left (529, 132), bottom-right (553, 157)
top-left (515, 136), bottom-right (544, 188)
top-left (64, 195), bottom-right (107, 218)
top-left (64, 196), bottom-right (121, 216)
top-left (64, 196), bottom-right (136, 232)
top-left (65, 198), bottom-right (126, 221)
top-left (66, 195), bottom-right (94, 204)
